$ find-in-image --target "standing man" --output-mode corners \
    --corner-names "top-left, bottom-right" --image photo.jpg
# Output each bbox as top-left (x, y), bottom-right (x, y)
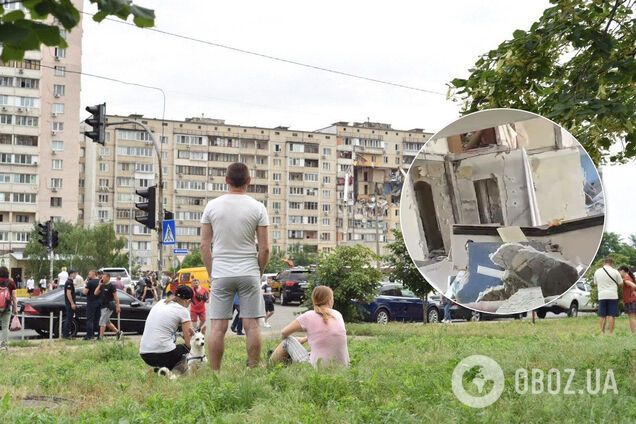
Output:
top-left (82, 270), bottom-right (101, 341)
top-left (39, 275), bottom-right (47, 294)
top-left (594, 258), bottom-right (623, 335)
top-left (200, 162), bottom-right (270, 371)
top-left (26, 275), bottom-right (35, 298)
top-left (261, 278), bottom-right (275, 328)
top-left (190, 279), bottom-right (209, 332)
top-left (94, 272), bottom-right (123, 340)
top-left (63, 269), bottom-right (78, 339)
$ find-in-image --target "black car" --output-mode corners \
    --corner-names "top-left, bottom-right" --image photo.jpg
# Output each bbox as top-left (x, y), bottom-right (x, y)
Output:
top-left (355, 283), bottom-right (442, 323)
top-left (18, 287), bottom-right (152, 338)
top-left (274, 268), bottom-right (313, 305)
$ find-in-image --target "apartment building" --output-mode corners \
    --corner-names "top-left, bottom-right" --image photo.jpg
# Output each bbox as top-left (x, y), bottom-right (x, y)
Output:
top-left (0, 1), bottom-right (82, 280)
top-left (79, 115), bottom-right (431, 271)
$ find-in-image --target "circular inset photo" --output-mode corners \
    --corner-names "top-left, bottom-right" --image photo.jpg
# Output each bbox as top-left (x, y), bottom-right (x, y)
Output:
top-left (400, 109), bottom-right (605, 315)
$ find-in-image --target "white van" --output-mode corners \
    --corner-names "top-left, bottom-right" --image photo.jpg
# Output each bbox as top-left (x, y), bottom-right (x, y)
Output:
top-left (98, 267), bottom-right (132, 286)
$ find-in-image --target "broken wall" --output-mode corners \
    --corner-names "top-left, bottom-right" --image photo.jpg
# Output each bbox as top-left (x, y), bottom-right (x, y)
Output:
top-left (514, 118), bottom-right (557, 150)
top-left (530, 148), bottom-right (587, 223)
top-left (452, 149), bottom-right (532, 227)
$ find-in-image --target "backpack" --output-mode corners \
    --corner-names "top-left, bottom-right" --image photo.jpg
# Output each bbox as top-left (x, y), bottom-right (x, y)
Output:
top-left (0, 279), bottom-right (12, 312)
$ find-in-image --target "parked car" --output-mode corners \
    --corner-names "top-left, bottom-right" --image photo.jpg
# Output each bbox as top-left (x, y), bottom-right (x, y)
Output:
top-left (428, 294), bottom-right (525, 322)
top-left (356, 283), bottom-right (442, 324)
top-left (273, 267), bottom-right (313, 305)
top-left (98, 267), bottom-right (132, 286)
top-left (18, 287), bottom-right (152, 338)
top-left (535, 280), bottom-right (595, 318)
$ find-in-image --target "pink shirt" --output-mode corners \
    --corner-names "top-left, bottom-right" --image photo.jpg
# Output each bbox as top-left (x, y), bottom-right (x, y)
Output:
top-left (296, 309), bottom-right (349, 367)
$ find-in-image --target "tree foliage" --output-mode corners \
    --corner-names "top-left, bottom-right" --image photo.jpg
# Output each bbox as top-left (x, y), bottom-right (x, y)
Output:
top-left (450, 0), bottom-right (636, 164)
top-left (24, 221), bottom-right (129, 278)
top-left (264, 250), bottom-right (288, 274)
top-left (0, 0), bottom-right (155, 61)
top-left (180, 250), bottom-right (203, 269)
top-left (384, 229), bottom-right (434, 298)
top-left (308, 245), bottom-right (382, 322)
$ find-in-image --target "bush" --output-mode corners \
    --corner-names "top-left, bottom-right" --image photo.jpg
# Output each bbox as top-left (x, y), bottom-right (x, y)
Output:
top-left (307, 245), bottom-right (382, 321)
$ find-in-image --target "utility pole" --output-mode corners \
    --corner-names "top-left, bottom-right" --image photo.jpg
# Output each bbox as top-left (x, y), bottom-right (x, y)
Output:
top-left (48, 218), bottom-right (54, 283)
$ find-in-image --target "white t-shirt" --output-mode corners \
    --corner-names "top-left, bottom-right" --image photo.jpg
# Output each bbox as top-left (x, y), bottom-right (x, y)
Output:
top-left (26, 278), bottom-right (35, 290)
top-left (58, 271), bottom-right (68, 284)
top-left (39, 278), bottom-right (46, 288)
top-left (594, 266), bottom-right (622, 300)
top-left (139, 300), bottom-right (191, 354)
top-left (200, 193), bottom-right (269, 278)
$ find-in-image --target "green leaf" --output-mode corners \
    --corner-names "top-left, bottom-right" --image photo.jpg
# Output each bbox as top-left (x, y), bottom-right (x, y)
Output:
top-left (0, 44), bottom-right (26, 62)
top-left (130, 4), bottom-right (155, 27)
top-left (2, 10), bottom-right (26, 22)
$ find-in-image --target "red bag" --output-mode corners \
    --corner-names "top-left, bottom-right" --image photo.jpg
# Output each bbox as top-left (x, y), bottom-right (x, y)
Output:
top-left (10, 315), bottom-right (21, 331)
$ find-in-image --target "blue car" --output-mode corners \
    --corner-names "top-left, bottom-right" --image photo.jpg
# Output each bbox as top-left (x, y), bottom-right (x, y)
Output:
top-left (356, 283), bottom-right (440, 324)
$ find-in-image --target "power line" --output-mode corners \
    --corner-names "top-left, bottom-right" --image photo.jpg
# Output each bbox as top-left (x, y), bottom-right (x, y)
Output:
top-left (80, 11), bottom-right (446, 96)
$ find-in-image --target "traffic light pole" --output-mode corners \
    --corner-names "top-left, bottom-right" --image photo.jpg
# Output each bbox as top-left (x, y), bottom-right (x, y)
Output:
top-left (48, 218), bottom-right (54, 283)
top-left (108, 120), bottom-right (164, 273)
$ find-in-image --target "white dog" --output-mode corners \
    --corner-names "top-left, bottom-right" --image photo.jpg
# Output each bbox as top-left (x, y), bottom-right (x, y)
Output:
top-left (157, 331), bottom-right (207, 379)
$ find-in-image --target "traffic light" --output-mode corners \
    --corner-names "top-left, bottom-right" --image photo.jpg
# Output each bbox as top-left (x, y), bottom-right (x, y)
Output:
top-left (37, 221), bottom-right (50, 249)
top-left (84, 103), bottom-right (106, 145)
top-left (51, 230), bottom-right (59, 250)
top-left (164, 210), bottom-right (174, 220)
top-left (135, 185), bottom-right (157, 230)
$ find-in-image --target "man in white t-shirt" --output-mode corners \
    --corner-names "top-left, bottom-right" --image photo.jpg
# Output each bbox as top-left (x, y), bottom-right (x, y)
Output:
top-left (139, 286), bottom-right (193, 371)
top-left (593, 258), bottom-right (623, 334)
top-left (200, 162), bottom-right (270, 371)
top-left (26, 276), bottom-right (35, 297)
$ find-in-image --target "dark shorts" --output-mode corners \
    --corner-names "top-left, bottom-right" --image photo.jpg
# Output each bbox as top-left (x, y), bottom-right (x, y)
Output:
top-left (264, 299), bottom-right (275, 313)
top-left (597, 299), bottom-right (619, 317)
top-left (624, 301), bottom-right (636, 314)
top-left (140, 344), bottom-right (190, 370)
top-left (27, 288), bottom-right (34, 293)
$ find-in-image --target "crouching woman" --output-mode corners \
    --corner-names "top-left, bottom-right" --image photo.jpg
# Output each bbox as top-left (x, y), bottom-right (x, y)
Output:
top-left (139, 286), bottom-right (194, 371)
top-left (270, 286), bottom-right (349, 368)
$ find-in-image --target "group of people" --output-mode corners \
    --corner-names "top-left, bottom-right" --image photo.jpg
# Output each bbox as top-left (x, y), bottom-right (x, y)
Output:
top-left (139, 163), bottom-right (350, 373)
top-left (594, 258), bottom-right (636, 334)
top-left (64, 269), bottom-right (123, 341)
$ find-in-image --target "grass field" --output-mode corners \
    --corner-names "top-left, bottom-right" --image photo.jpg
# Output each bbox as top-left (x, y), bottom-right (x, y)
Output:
top-left (1, 316), bottom-right (635, 423)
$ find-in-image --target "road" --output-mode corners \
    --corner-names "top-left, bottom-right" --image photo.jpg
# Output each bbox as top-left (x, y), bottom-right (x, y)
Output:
top-left (9, 302), bottom-right (305, 341)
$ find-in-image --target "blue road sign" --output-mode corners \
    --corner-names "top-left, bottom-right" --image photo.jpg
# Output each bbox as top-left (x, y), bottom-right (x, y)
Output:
top-left (173, 248), bottom-right (189, 254)
top-left (162, 219), bottom-right (176, 245)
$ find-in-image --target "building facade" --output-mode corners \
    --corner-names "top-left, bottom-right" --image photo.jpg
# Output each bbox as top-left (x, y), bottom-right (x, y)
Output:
top-left (0, 1), bottom-right (83, 280)
top-left (79, 116), bottom-right (431, 271)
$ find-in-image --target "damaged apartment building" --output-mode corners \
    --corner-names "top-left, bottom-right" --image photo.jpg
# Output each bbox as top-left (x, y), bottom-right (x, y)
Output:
top-left (401, 111), bottom-right (604, 311)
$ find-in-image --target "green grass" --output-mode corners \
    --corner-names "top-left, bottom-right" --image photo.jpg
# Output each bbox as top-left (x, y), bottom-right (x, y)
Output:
top-left (1, 317), bottom-right (635, 423)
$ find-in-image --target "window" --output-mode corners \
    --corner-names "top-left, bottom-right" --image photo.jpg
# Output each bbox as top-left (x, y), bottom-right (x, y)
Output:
top-left (273, 159), bottom-right (282, 167)
top-left (17, 78), bottom-right (38, 89)
top-left (14, 232), bottom-right (30, 242)
top-left (288, 158), bottom-right (304, 167)
top-left (54, 47), bottom-right (66, 58)
top-left (118, 130), bottom-right (150, 141)
top-left (99, 178), bottom-right (110, 188)
top-left (51, 159), bottom-right (63, 170)
top-left (52, 140), bottom-right (64, 151)
top-left (274, 144), bottom-right (282, 152)
top-left (53, 84), bottom-right (65, 97)
top-left (272, 187), bottom-right (281, 195)
top-left (99, 163), bottom-right (109, 172)
top-left (289, 187), bottom-right (304, 195)
top-left (0, 77), bottom-right (12, 87)
top-left (322, 218), bottom-right (330, 226)
top-left (305, 202), bottom-right (318, 210)
top-left (16, 215), bottom-right (29, 223)
top-left (51, 122), bottom-right (64, 132)
top-left (304, 173), bottom-right (318, 182)
top-left (98, 210), bottom-right (109, 220)
top-left (322, 162), bottom-right (331, 171)
top-left (50, 197), bottom-right (62, 207)
top-left (50, 178), bottom-right (63, 189)
top-left (307, 216), bottom-right (318, 224)
top-left (323, 148), bottom-right (332, 156)
top-left (320, 232), bottom-right (331, 241)
top-left (272, 216), bottom-right (281, 225)
top-left (323, 176), bottom-right (331, 184)
top-left (54, 66), bottom-right (66, 76)
top-left (272, 202), bottom-right (281, 210)
top-left (18, 97), bottom-right (37, 107)
top-left (322, 190), bottom-right (331, 199)
top-left (323, 204), bottom-right (331, 212)
top-left (13, 193), bottom-right (36, 203)
top-left (289, 202), bottom-right (302, 209)
top-left (0, 115), bottom-right (12, 125)
top-left (52, 103), bottom-right (64, 114)
top-left (16, 116), bottom-right (38, 127)
top-left (13, 174), bottom-right (36, 184)
top-left (98, 194), bottom-right (109, 203)
top-left (0, 95), bottom-right (7, 105)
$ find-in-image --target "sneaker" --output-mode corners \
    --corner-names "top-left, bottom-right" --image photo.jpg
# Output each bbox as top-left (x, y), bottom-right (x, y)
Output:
top-left (116, 331), bottom-right (123, 341)
top-left (263, 322), bottom-right (271, 328)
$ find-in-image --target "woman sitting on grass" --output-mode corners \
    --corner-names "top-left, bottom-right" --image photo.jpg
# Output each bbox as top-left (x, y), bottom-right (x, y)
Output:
top-left (270, 286), bottom-right (349, 368)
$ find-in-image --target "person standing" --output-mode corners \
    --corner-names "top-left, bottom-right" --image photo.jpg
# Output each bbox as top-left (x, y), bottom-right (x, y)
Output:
top-left (618, 266), bottom-right (636, 334)
top-left (262, 279), bottom-right (275, 328)
top-left (62, 269), bottom-right (78, 339)
top-left (594, 258), bottom-right (623, 335)
top-left (57, 267), bottom-right (68, 287)
top-left (200, 162), bottom-right (270, 370)
top-left (190, 279), bottom-right (209, 332)
top-left (114, 276), bottom-right (125, 291)
top-left (26, 275), bottom-right (35, 298)
top-left (39, 276), bottom-right (47, 294)
top-left (94, 272), bottom-right (123, 340)
top-left (0, 267), bottom-right (18, 350)
top-left (141, 279), bottom-right (156, 305)
top-left (82, 270), bottom-right (101, 340)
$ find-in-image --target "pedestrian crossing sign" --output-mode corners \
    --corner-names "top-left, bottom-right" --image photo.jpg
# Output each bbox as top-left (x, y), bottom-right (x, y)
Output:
top-left (162, 219), bottom-right (176, 245)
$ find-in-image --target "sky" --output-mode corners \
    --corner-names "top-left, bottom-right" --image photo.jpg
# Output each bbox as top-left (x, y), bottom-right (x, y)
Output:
top-left (79, 0), bottom-right (634, 239)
